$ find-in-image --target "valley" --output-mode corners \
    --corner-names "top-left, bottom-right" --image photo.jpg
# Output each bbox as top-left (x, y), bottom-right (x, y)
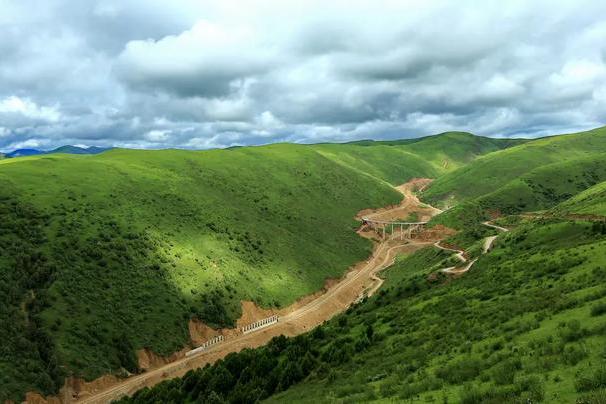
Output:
top-left (3, 129), bottom-right (606, 404)
top-left (67, 179), bottom-right (443, 403)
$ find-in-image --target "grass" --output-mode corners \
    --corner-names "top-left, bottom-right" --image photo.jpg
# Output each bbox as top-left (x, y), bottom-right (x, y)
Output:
top-left (116, 219), bottom-right (606, 403)
top-left (0, 133), bottom-right (516, 402)
top-left (555, 180), bottom-right (606, 216)
top-left (429, 141), bottom-right (606, 228)
top-left (313, 131), bottom-right (522, 185)
top-left (424, 126), bottom-right (606, 209)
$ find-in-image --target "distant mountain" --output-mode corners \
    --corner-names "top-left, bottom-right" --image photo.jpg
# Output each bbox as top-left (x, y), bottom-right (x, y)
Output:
top-left (48, 145), bottom-right (110, 155)
top-left (3, 145), bottom-right (111, 158)
top-left (5, 148), bottom-right (44, 158)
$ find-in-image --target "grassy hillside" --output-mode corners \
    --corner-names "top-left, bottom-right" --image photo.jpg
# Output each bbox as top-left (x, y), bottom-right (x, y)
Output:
top-left (315, 132), bottom-right (525, 184)
top-left (0, 145), bottom-right (396, 400)
top-left (120, 218), bottom-right (606, 403)
top-left (433, 153), bottom-right (606, 228)
top-left (0, 133), bottom-right (515, 401)
top-left (555, 180), bottom-right (606, 217)
top-left (424, 126), bottom-right (606, 208)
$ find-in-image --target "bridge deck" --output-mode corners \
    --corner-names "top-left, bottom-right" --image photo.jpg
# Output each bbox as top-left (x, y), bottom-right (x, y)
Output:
top-left (361, 218), bottom-right (428, 226)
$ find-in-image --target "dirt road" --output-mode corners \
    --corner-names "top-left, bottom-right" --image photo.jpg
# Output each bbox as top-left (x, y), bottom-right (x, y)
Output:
top-left (436, 221), bottom-right (508, 275)
top-left (36, 179), bottom-right (442, 404)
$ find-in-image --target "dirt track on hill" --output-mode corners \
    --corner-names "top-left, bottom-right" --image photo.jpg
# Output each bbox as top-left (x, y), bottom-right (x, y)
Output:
top-left (436, 221), bottom-right (508, 275)
top-left (28, 179), bottom-right (446, 404)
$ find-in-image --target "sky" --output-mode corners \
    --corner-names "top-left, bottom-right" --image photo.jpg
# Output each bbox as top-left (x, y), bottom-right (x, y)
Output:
top-left (0, 0), bottom-right (605, 152)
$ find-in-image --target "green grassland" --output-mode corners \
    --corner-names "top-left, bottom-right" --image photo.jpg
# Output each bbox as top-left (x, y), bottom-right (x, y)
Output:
top-left (119, 219), bottom-right (606, 403)
top-left (424, 126), bottom-right (606, 208)
top-left (0, 133), bottom-right (515, 401)
top-left (425, 127), bottom-right (606, 228)
top-left (315, 132), bottom-right (526, 184)
top-left (555, 180), bottom-right (606, 217)
top-left (433, 153), bottom-right (606, 228)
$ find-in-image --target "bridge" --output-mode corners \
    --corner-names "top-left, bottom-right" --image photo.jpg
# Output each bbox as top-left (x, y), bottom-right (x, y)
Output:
top-left (361, 217), bottom-right (428, 240)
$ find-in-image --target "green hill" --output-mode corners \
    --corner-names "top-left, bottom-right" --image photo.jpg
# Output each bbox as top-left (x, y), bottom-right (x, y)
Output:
top-left (313, 132), bottom-right (524, 185)
top-left (554, 181), bottom-right (606, 217)
top-left (0, 133), bottom-right (516, 402)
top-left (118, 218), bottom-right (606, 403)
top-left (424, 127), bottom-right (606, 227)
top-left (433, 153), bottom-right (606, 228)
top-left (424, 126), bottom-right (606, 208)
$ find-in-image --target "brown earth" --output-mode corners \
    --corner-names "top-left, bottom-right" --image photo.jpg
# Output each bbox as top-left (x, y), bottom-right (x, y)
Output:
top-left (27, 178), bottom-right (450, 404)
top-left (136, 348), bottom-right (189, 372)
top-left (357, 178), bottom-right (441, 223)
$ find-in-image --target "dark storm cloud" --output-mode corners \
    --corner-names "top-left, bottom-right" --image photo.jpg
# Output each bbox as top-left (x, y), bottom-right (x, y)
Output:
top-left (0, 0), bottom-right (605, 152)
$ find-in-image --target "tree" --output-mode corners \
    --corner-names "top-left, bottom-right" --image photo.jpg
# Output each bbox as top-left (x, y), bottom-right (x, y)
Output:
top-left (115, 335), bottom-right (139, 374)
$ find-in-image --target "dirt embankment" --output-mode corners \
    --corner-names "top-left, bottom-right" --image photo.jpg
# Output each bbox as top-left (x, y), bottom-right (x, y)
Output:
top-left (27, 178), bottom-right (450, 404)
top-left (357, 178), bottom-right (441, 224)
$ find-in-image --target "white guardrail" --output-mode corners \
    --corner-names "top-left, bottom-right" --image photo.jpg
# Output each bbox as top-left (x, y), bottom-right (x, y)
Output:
top-left (185, 335), bottom-right (225, 357)
top-left (241, 315), bottom-right (279, 334)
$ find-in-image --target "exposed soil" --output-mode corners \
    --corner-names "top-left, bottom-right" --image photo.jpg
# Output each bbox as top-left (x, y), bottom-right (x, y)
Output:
top-left (357, 178), bottom-right (441, 223)
top-left (136, 348), bottom-right (189, 372)
top-left (27, 178), bottom-right (448, 404)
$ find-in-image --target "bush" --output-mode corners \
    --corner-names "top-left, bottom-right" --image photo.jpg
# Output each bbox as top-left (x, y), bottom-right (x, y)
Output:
top-left (563, 343), bottom-right (588, 366)
top-left (558, 320), bottom-right (587, 342)
top-left (459, 384), bottom-right (486, 404)
top-left (436, 357), bottom-right (484, 384)
top-left (577, 388), bottom-right (606, 404)
top-left (591, 302), bottom-right (606, 317)
top-left (519, 375), bottom-right (545, 402)
top-left (491, 358), bottom-right (520, 385)
top-left (576, 367), bottom-right (606, 392)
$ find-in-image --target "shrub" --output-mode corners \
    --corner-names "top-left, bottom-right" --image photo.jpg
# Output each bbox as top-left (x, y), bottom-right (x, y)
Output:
top-left (459, 384), bottom-right (485, 404)
top-left (520, 375), bottom-right (545, 402)
top-left (558, 320), bottom-right (587, 342)
top-left (576, 367), bottom-right (606, 392)
top-left (491, 358), bottom-right (520, 385)
top-left (436, 357), bottom-right (484, 384)
top-left (563, 343), bottom-right (588, 366)
top-left (591, 302), bottom-right (606, 317)
top-left (577, 388), bottom-right (606, 404)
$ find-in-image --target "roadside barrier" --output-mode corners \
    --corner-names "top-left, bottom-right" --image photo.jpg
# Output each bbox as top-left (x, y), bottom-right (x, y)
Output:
top-left (241, 315), bottom-right (279, 334)
top-left (185, 335), bottom-right (225, 357)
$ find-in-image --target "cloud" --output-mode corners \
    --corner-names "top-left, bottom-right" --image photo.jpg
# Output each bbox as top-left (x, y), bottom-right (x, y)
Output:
top-left (0, 96), bottom-right (61, 122)
top-left (116, 20), bottom-right (274, 97)
top-left (0, 0), bottom-right (605, 152)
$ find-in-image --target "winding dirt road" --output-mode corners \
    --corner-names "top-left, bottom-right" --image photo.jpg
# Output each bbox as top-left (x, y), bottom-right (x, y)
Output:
top-left (436, 221), bottom-right (508, 275)
top-left (38, 179), bottom-right (443, 404)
